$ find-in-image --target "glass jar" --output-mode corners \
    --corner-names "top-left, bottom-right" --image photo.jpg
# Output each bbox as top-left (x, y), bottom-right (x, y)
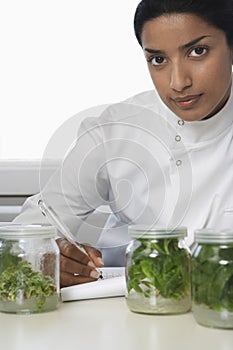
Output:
top-left (192, 229), bottom-right (233, 329)
top-left (0, 225), bottom-right (60, 314)
top-left (125, 225), bottom-right (191, 314)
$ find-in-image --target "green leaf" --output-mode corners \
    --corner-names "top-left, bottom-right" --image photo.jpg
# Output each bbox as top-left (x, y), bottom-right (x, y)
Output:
top-left (192, 244), bottom-right (233, 312)
top-left (0, 253), bottom-right (57, 310)
top-left (127, 237), bottom-right (190, 300)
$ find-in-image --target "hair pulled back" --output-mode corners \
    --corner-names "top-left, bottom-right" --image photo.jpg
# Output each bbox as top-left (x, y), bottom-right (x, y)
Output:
top-left (134, 0), bottom-right (233, 48)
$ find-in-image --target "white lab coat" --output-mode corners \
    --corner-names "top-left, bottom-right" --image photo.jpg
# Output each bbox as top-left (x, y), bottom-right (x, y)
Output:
top-left (14, 85), bottom-right (233, 265)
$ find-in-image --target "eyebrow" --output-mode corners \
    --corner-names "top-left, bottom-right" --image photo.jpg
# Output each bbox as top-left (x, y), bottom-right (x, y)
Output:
top-left (144, 35), bottom-right (211, 54)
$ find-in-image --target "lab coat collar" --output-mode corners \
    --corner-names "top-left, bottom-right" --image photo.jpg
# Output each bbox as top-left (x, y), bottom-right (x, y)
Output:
top-left (153, 83), bottom-right (233, 145)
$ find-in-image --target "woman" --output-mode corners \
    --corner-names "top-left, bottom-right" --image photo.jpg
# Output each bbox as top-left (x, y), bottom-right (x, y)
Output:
top-left (14, 0), bottom-right (233, 287)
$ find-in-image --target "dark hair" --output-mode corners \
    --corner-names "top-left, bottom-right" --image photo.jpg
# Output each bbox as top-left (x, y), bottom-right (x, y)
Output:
top-left (134, 0), bottom-right (233, 48)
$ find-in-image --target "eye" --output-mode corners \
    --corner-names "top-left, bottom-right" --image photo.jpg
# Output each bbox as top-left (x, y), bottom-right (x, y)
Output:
top-left (189, 46), bottom-right (208, 57)
top-left (147, 56), bottom-right (167, 66)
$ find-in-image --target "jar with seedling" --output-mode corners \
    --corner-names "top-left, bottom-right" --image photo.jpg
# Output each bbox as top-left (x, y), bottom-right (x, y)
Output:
top-left (0, 225), bottom-right (60, 314)
top-left (192, 229), bottom-right (233, 329)
top-left (126, 226), bottom-right (191, 314)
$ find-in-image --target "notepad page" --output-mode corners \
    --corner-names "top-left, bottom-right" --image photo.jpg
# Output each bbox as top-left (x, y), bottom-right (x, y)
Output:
top-left (60, 267), bottom-right (126, 302)
top-left (100, 267), bottom-right (125, 279)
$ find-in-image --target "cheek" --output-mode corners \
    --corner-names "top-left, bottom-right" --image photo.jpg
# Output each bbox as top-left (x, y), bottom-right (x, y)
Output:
top-left (202, 63), bottom-right (232, 98)
top-left (199, 56), bottom-right (232, 83)
top-left (148, 69), bottom-right (168, 96)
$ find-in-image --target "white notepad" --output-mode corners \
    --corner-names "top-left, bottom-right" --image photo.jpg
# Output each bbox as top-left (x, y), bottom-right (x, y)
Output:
top-left (61, 267), bottom-right (126, 302)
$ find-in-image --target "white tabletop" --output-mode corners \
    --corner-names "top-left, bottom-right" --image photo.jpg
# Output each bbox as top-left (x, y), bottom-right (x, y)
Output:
top-left (1, 297), bottom-right (233, 350)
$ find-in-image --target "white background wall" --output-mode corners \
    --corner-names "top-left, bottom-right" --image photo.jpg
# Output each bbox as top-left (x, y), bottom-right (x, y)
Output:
top-left (0, 0), bottom-right (154, 160)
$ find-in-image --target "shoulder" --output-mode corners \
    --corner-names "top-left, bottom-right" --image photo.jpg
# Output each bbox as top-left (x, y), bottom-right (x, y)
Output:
top-left (123, 90), bottom-right (158, 109)
top-left (100, 90), bottom-right (159, 124)
top-left (80, 89), bottom-right (160, 130)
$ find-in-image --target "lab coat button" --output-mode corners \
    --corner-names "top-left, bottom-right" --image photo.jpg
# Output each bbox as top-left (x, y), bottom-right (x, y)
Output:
top-left (178, 120), bottom-right (184, 126)
top-left (176, 160), bottom-right (182, 166)
top-left (175, 135), bottom-right (181, 142)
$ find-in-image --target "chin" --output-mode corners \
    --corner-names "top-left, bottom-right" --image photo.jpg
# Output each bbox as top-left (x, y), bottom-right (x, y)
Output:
top-left (174, 108), bottom-right (212, 122)
top-left (178, 115), bottom-right (204, 122)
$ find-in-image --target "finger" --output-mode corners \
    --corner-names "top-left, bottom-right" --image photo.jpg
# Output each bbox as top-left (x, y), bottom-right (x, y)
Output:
top-left (60, 271), bottom-right (97, 288)
top-left (60, 254), bottom-right (100, 278)
top-left (56, 238), bottom-right (90, 265)
top-left (82, 244), bottom-right (104, 267)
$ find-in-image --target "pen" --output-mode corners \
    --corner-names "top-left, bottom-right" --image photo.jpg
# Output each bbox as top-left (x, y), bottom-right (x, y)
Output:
top-left (38, 199), bottom-right (102, 278)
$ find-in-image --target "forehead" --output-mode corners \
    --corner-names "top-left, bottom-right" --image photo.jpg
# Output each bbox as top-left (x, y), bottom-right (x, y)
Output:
top-left (141, 13), bottom-right (224, 48)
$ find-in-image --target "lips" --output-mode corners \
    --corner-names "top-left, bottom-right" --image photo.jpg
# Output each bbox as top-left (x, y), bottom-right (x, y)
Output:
top-left (172, 94), bottom-right (203, 109)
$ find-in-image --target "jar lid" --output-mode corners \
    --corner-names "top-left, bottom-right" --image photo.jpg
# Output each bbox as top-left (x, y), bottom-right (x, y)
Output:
top-left (194, 229), bottom-right (233, 244)
top-left (0, 224), bottom-right (57, 239)
top-left (128, 225), bottom-right (187, 239)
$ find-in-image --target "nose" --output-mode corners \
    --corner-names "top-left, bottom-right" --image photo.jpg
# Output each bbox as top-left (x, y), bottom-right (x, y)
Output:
top-left (170, 63), bottom-right (192, 92)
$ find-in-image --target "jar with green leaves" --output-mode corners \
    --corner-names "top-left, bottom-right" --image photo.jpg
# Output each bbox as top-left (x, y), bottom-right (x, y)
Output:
top-left (192, 229), bottom-right (233, 329)
top-left (0, 225), bottom-right (60, 314)
top-left (125, 226), bottom-right (191, 314)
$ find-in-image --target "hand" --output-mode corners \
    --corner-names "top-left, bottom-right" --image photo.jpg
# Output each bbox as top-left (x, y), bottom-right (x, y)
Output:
top-left (56, 238), bottom-right (104, 287)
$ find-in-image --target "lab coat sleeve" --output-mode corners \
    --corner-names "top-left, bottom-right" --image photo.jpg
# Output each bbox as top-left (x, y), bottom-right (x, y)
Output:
top-left (13, 117), bottom-right (111, 245)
